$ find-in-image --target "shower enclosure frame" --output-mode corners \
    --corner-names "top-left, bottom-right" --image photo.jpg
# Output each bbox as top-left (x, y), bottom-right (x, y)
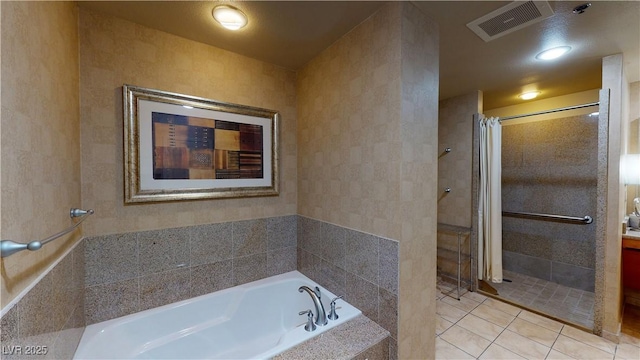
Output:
top-left (469, 90), bottom-right (610, 335)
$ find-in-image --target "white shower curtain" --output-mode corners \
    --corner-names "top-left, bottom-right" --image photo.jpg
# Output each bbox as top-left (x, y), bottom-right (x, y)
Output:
top-left (478, 116), bottom-right (503, 283)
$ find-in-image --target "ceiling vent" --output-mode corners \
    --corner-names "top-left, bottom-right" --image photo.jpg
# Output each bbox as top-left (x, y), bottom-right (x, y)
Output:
top-left (467, 1), bottom-right (554, 42)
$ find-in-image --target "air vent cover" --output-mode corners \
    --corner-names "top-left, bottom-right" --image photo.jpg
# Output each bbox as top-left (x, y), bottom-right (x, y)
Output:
top-left (467, 1), bottom-right (554, 42)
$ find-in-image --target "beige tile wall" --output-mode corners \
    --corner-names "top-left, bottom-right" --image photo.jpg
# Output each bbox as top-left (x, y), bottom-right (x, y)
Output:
top-left (297, 2), bottom-right (439, 358)
top-left (1, 1), bottom-right (81, 309)
top-left (296, 1), bottom-right (403, 240)
top-left (397, 3), bottom-right (439, 358)
top-left (436, 92), bottom-right (481, 294)
top-left (78, 9), bottom-right (297, 237)
top-left (437, 92), bottom-right (482, 228)
top-left (599, 54), bottom-right (626, 341)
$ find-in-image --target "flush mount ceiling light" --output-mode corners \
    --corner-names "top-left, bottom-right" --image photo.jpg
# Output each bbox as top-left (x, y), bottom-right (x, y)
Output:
top-left (519, 91), bottom-right (540, 100)
top-left (212, 5), bottom-right (247, 31)
top-left (535, 46), bottom-right (572, 61)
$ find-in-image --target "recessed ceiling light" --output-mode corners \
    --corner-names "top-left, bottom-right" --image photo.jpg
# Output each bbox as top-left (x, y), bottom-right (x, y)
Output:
top-left (535, 46), bottom-right (572, 61)
top-left (212, 5), bottom-right (247, 31)
top-left (519, 91), bottom-right (540, 100)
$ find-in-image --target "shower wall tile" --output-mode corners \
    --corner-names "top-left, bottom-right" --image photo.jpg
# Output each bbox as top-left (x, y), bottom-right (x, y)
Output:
top-left (551, 238), bottom-right (596, 269)
top-left (501, 114), bottom-right (598, 283)
top-left (83, 216), bottom-right (296, 325)
top-left (551, 262), bottom-right (595, 292)
top-left (85, 233), bottom-right (138, 286)
top-left (503, 228), bottom-right (552, 260)
top-left (503, 251), bottom-right (551, 281)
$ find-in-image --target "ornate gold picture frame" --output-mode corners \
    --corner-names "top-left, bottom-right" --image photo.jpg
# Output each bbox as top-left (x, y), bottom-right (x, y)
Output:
top-left (123, 85), bottom-right (279, 203)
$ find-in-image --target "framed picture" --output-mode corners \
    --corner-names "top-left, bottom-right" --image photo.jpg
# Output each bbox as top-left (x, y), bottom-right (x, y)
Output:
top-left (123, 85), bottom-right (279, 203)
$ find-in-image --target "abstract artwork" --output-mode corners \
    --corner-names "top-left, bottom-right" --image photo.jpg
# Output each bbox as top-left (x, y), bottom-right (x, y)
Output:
top-left (123, 85), bottom-right (278, 203)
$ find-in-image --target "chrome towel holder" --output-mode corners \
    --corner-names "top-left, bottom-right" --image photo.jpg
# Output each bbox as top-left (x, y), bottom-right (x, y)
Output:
top-left (0, 208), bottom-right (94, 258)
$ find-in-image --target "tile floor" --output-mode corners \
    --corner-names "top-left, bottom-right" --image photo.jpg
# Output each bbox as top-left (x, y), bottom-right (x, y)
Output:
top-left (435, 283), bottom-right (640, 360)
top-left (489, 270), bottom-right (595, 329)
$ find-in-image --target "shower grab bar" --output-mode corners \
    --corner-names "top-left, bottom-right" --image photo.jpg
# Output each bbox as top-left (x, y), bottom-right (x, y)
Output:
top-left (0, 208), bottom-right (94, 258)
top-left (502, 211), bottom-right (593, 225)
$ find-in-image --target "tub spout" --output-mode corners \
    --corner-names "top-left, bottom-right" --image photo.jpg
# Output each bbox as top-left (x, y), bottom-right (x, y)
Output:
top-left (298, 286), bottom-right (328, 326)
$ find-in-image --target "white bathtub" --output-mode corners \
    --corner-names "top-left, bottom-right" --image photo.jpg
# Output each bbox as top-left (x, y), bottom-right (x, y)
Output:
top-left (74, 271), bottom-right (361, 359)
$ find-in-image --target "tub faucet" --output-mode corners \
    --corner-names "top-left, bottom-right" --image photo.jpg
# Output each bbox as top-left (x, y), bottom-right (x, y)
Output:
top-left (298, 286), bottom-right (328, 326)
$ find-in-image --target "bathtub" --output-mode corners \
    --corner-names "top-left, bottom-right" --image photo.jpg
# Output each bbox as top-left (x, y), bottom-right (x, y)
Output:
top-left (74, 271), bottom-right (361, 359)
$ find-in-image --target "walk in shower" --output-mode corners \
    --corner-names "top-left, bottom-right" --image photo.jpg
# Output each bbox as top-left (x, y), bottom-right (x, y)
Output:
top-left (473, 101), bottom-right (602, 330)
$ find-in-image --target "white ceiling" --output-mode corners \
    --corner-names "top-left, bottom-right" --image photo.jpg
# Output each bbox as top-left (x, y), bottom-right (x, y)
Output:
top-left (77, 1), bottom-right (640, 110)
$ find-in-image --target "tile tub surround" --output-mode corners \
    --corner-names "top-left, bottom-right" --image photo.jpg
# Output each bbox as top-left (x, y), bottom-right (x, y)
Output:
top-left (273, 315), bottom-right (390, 360)
top-left (297, 216), bottom-right (399, 355)
top-left (0, 242), bottom-right (86, 360)
top-left (83, 215), bottom-right (297, 324)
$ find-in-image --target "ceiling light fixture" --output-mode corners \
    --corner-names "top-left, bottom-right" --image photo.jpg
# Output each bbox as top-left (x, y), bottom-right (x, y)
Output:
top-left (535, 46), bottom-right (572, 61)
top-left (212, 5), bottom-right (247, 31)
top-left (519, 91), bottom-right (540, 100)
